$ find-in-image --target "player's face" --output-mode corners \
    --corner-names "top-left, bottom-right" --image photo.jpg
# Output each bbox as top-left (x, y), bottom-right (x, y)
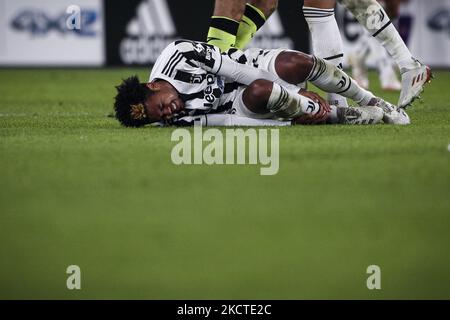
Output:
top-left (144, 82), bottom-right (185, 122)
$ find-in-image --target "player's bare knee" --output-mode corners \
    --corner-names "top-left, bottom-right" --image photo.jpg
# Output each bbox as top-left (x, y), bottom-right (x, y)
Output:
top-left (243, 80), bottom-right (273, 113)
top-left (295, 53), bottom-right (314, 72)
top-left (276, 52), bottom-right (313, 84)
top-left (247, 79), bottom-right (272, 100)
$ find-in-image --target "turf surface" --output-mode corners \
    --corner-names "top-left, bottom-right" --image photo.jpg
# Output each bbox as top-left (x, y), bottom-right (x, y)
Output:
top-left (0, 68), bottom-right (449, 299)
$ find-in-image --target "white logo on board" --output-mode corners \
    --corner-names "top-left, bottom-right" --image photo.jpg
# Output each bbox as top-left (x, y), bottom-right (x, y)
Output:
top-left (120, 0), bottom-right (177, 64)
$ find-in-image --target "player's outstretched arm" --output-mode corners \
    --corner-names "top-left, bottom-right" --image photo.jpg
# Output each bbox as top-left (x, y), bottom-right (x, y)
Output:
top-left (217, 52), bottom-right (300, 92)
top-left (175, 40), bottom-right (299, 92)
top-left (174, 114), bottom-right (291, 127)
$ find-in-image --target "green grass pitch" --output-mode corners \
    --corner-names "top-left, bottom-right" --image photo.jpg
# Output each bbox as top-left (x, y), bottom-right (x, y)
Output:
top-left (0, 68), bottom-right (449, 299)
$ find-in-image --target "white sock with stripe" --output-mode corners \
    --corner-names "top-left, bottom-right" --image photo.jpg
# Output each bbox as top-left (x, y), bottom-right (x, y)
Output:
top-left (303, 6), bottom-right (348, 107)
top-left (307, 56), bottom-right (375, 106)
top-left (267, 83), bottom-right (320, 119)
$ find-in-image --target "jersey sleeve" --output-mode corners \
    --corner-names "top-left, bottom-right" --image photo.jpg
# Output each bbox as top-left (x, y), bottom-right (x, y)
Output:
top-left (216, 53), bottom-right (301, 92)
top-left (174, 41), bottom-right (299, 92)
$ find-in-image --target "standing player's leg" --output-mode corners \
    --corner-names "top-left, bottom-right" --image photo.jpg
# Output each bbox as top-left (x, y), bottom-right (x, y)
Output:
top-left (348, 0), bottom-right (402, 91)
top-left (375, 0), bottom-right (402, 91)
top-left (337, 0), bottom-right (431, 107)
top-left (207, 0), bottom-right (246, 51)
top-left (235, 0), bottom-right (278, 50)
top-left (303, 0), bottom-right (349, 108)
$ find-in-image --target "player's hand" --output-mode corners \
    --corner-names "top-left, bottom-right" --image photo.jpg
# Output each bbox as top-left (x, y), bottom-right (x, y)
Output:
top-left (294, 90), bottom-right (331, 125)
top-left (298, 90), bottom-right (331, 112)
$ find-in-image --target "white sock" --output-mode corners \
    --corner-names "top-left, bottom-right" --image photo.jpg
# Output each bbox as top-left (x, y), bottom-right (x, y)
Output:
top-left (303, 6), bottom-right (348, 107)
top-left (308, 56), bottom-right (375, 106)
top-left (267, 83), bottom-right (320, 119)
top-left (338, 0), bottom-right (417, 72)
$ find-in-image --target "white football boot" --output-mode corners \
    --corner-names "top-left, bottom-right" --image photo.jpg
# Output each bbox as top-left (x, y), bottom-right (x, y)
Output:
top-left (375, 99), bottom-right (410, 125)
top-left (337, 106), bottom-right (384, 125)
top-left (399, 58), bottom-right (432, 108)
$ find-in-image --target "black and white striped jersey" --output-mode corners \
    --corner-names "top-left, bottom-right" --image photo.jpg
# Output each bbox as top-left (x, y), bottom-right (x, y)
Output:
top-left (149, 40), bottom-right (242, 116)
top-left (149, 39), bottom-right (301, 118)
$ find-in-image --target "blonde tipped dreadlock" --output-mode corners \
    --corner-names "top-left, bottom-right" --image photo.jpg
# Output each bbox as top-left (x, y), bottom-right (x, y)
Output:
top-left (130, 103), bottom-right (147, 120)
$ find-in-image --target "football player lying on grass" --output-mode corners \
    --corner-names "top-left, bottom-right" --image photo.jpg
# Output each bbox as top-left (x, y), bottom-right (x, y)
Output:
top-left (114, 40), bottom-right (411, 127)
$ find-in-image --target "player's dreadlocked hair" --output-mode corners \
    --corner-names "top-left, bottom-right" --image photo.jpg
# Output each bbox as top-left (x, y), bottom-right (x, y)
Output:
top-left (114, 75), bottom-right (152, 127)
